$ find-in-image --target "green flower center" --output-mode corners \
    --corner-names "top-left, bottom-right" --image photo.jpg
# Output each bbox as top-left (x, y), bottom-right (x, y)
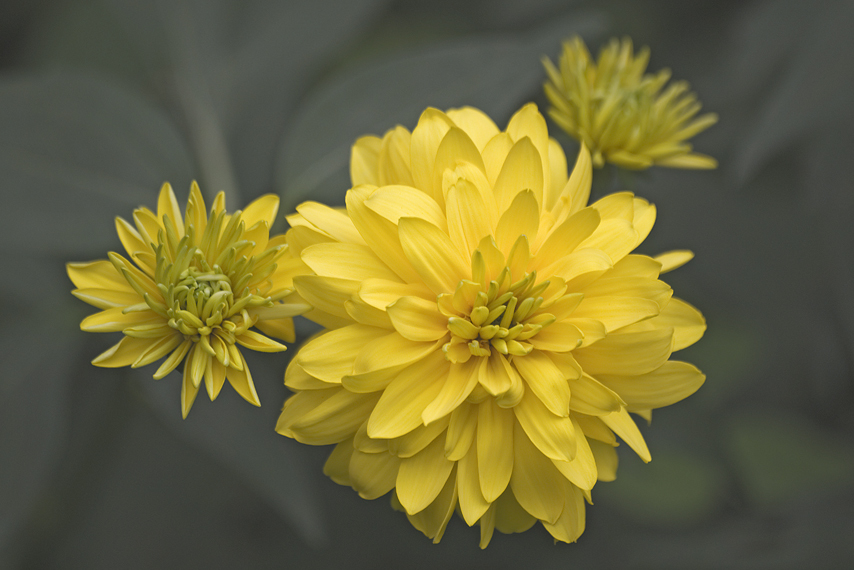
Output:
top-left (443, 268), bottom-right (555, 362)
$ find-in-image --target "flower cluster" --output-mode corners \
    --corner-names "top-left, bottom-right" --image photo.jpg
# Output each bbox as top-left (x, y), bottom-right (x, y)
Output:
top-left (276, 104), bottom-right (706, 546)
top-left (69, 36), bottom-right (711, 548)
top-left (68, 183), bottom-right (308, 417)
top-left (543, 36), bottom-right (718, 170)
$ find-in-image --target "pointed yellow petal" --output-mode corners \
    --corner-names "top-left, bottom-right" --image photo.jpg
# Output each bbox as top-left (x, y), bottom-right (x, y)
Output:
top-left (477, 400), bottom-right (514, 502)
top-left (598, 360), bottom-right (705, 411)
top-left (350, 448), bottom-right (400, 500)
top-left (81, 307), bottom-right (160, 333)
top-left (288, 390), bottom-right (380, 445)
top-left (446, 107), bottom-right (500, 150)
top-left (242, 194), bottom-right (279, 229)
top-left (444, 401), bottom-right (477, 461)
top-left (542, 481), bottom-right (586, 543)
top-left (513, 350), bottom-right (570, 417)
top-left (457, 440), bottom-right (491, 526)
top-left (551, 417), bottom-right (597, 490)
top-left (296, 201), bottom-right (364, 244)
top-left (181, 358), bottom-right (201, 419)
top-left (398, 217), bottom-right (468, 295)
top-left (387, 296), bottom-right (448, 342)
top-left (574, 327), bottom-right (674, 376)
top-left (396, 435), bottom-right (455, 515)
top-left (514, 388), bottom-right (577, 463)
top-left (602, 407), bottom-right (651, 462)
top-left (432, 127), bottom-right (486, 204)
top-left (589, 439), bottom-right (618, 481)
top-left (562, 143), bottom-right (592, 215)
top-left (157, 182), bottom-right (184, 236)
top-left (493, 137), bottom-right (544, 215)
top-left (295, 324), bottom-right (387, 383)
top-left (654, 250), bottom-right (693, 273)
top-left (410, 108), bottom-right (455, 201)
top-left (494, 189), bottom-right (539, 255)
top-left (301, 242), bottom-right (401, 282)
top-left (350, 135), bottom-right (382, 186)
top-left (445, 175), bottom-right (493, 259)
top-left (510, 424), bottom-right (564, 524)
top-left (91, 336), bottom-right (156, 368)
top-left (293, 275), bottom-right (359, 321)
top-left (225, 352), bottom-right (260, 407)
top-left (378, 126), bottom-right (415, 186)
top-left (404, 465), bottom-right (458, 543)
top-left (422, 357), bottom-right (480, 425)
top-left (568, 373), bottom-right (624, 416)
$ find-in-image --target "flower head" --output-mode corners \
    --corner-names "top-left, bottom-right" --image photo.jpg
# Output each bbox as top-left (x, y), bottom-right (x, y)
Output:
top-left (543, 36), bottom-right (718, 170)
top-left (277, 104), bottom-right (706, 546)
top-left (68, 182), bottom-right (308, 418)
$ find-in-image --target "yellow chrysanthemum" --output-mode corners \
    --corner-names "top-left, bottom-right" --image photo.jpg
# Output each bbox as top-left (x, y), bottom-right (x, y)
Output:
top-left (277, 104), bottom-right (706, 547)
top-left (543, 36), bottom-right (718, 170)
top-left (68, 182), bottom-right (309, 418)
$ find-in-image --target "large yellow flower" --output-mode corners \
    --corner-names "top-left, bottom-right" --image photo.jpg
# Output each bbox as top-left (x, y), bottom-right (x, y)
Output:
top-left (277, 104), bottom-right (706, 546)
top-left (68, 183), bottom-right (308, 418)
top-left (543, 36), bottom-right (718, 170)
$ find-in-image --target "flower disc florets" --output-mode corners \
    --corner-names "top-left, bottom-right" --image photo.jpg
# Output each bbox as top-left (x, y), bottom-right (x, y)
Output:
top-left (277, 104), bottom-right (706, 547)
top-left (543, 36), bottom-right (718, 169)
top-left (68, 182), bottom-right (309, 417)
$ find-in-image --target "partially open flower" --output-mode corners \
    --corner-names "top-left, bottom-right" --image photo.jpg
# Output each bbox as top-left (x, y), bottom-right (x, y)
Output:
top-left (543, 36), bottom-right (718, 170)
top-left (68, 183), bottom-right (308, 418)
top-left (277, 104), bottom-right (706, 546)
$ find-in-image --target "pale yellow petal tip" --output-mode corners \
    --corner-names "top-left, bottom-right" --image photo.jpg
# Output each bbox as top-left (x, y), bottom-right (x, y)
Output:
top-left (654, 250), bottom-right (694, 273)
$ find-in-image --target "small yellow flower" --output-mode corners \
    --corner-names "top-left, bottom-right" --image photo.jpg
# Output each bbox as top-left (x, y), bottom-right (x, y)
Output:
top-left (543, 36), bottom-right (718, 170)
top-left (277, 104), bottom-right (706, 546)
top-left (68, 182), bottom-right (308, 418)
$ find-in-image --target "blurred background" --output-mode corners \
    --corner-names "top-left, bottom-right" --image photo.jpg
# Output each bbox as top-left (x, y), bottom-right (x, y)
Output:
top-left (1, 0), bottom-right (852, 568)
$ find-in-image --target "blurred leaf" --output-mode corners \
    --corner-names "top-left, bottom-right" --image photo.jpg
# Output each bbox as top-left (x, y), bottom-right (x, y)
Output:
top-left (726, 411), bottom-right (854, 507)
top-left (733, 1), bottom-right (854, 184)
top-left (0, 72), bottom-right (193, 257)
top-left (596, 448), bottom-right (726, 527)
top-left (275, 13), bottom-right (605, 210)
top-left (0, 299), bottom-right (81, 549)
top-left (26, 0), bottom-right (392, 202)
top-left (137, 350), bottom-right (328, 546)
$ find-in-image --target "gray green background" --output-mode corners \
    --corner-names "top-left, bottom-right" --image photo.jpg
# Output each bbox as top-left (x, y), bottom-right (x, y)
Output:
top-left (1, 0), bottom-right (852, 568)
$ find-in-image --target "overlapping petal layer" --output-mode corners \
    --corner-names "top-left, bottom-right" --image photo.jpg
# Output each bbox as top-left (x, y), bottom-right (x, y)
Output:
top-left (277, 104), bottom-right (706, 546)
top-left (543, 36), bottom-right (718, 170)
top-left (68, 183), bottom-right (309, 417)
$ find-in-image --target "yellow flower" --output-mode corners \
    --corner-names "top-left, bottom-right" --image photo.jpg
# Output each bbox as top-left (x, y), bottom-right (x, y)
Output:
top-left (277, 104), bottom-right (706, 547)
top-left (543, 36), bottom-right (718, 170)
top-left (68, 182), bottom-right (308, 418)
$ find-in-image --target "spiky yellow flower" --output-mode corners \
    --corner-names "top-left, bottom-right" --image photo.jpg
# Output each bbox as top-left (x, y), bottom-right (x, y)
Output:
top-left (277, 104), bottom-right (706, 547)
top-left (67, 183), bottom-right (308, 418)
top-left (543, 36), bottom-right (718, 170)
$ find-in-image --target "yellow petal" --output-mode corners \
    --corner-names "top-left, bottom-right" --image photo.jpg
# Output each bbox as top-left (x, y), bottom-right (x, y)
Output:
top-left (67, 260), bottom-right (131, 290)
top-left (350, 135), bottom-right (382, 186)
top-left (533, 209), bottom-right (600, 270)
top-left (578, 218), bottom-right (639, 266)
top-left (457, 440), bottom-right (491, 525)
top-left (494, 189), bottom-right (539, 255)
top-left (235, 329), bottom-right (287, 353)
top-left (482, 132), bottom-right (514, 187)
top-left (404, 465), bottom-right (458, 543)
top-left (358, 278), bottom-right (434, 311)
top-left (157, 182), bottom-right (184, 236)
top-left (301, 242), bottom-right (400, 282)
top-left (444, 401), bottom-right (477, 461)
top-left (377, 126), bottom-right (415, 186)
top-left (410, 107), bottom-right (455, 198)
top-left (446, 106), bottom-right (500, 150)
top-left (242, 194), bottom-right (279, 229)
top-left (601, 407), bottom-right (651, 462)
top-left (573, 327), bottom-right (674, 376)
top-left (545, 138), bottom-right (568, 212)
top-left (656, 297), bottom-right (706, 350)
top-left (346, 334), bottom-right (440, 393)
top-left (551, 417), bottom-right (597, 490)
top-left (568, 373), bottom-right (624, 416)
top-left (368, 352), bottom-right (448, 439)
top-left (597, 360), bottom-right (705, 411)
top-left (654, 250), bottom-right (693, 273)
top-left (363, 184), bottom-right (446, 230)
top-left (350, 448), bottom-right (400, 500)
top-left (396, 435), bottom-right (455, 515)
top-left (181, 357), bottom-right (201, 419)
top-left (296, 201), bottom-right (364, 244)
top-left (509, 424), bottom-right (564, 524)
top-left (398, 217), bottom-right (468, 295)
top-left (226, 353), bottom-right (260, 407)
top-left (323, 438), bottom-right (355, 486)
top-left (293, 275), bottom-right (359, 321)
top-left (386, 296), bottom-right (448, 342)
top-left (71, 287), bottom-right (142, 310)
top-left (571, 296), bottom-right (661, 333)
top-left (445, 175), bottom-right (493, 259)
top-left (477, 400), bottom-right (514, 502)
top-left (422, 357), bottom-right (481, 425)
top-left (493, 137), bottom-right (544, 215)
top-left (561, 143), bottom-right (592, 215)
top-left (542, 481), bottom-right (586, 543)
top-left (589, 439), bottom-right (618, 481)
top-left (81, 307), bottom-right (161, 333)
top-left (432, 127), bottom-right (486, 205)
top-left (514, 388), bottom-right (577, 462)
top-left (295, 324), bottom-right (387, 383)
top-left (91, 336), bottom-right (157, 368)
top-left (513, 350), bottom-right (570, 417)
top-left (493, 487), bottom-right (537, 534)
top-left (288, 390), bottom-right (380, 445)
top-left (528, 322), bottom-right (583, 353)
top-left (540, 248), bottom-right (612, 288)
